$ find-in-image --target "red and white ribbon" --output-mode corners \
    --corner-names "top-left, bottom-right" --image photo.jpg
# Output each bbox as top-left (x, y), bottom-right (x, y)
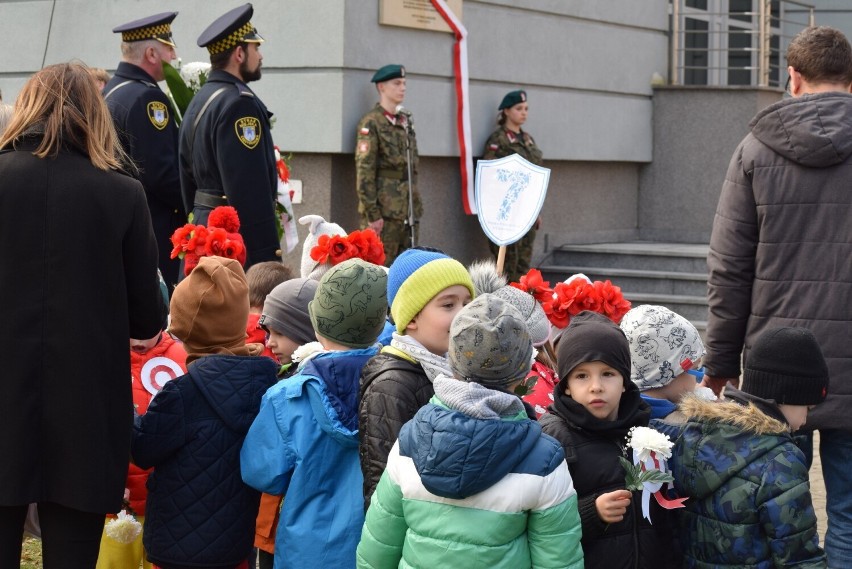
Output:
top-left (430, 0), bottom-right (475, 214)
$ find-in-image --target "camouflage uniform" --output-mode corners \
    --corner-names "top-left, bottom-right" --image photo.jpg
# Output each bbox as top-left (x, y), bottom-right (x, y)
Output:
top-left (482, 126), bottom-right (543, 282)
top-left (654, 389), bottom-right (826, 567)
top-left (355, 104), bottom-right (422, 265)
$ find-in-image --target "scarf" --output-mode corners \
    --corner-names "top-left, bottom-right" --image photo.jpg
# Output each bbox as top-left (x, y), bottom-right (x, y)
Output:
top-left (433, 375), bottom-right (525, 420)
top-left (389, 332), bottom-right (453, 383)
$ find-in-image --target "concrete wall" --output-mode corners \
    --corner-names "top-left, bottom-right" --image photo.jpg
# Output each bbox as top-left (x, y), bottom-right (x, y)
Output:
top-left (638, 86), bottom-right (783, 244)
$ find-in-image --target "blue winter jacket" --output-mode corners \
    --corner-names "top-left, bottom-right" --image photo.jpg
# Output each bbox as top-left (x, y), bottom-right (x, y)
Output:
top-left (241, 348), bottom-right (377, 569)
top-left (132, 354), bottom-right (277, 567)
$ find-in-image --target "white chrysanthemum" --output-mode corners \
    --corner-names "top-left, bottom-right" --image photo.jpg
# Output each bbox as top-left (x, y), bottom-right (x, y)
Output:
top-left (179, 62), bottom-right (212, 91)
top-left (626, 426), bottom-right (674, 461)
top-left (693, 386), bottom-right (718, 401)
top-left (291, 341), bottom-right (324, 364)
top-left (104, 510), bottom-right (142, 544)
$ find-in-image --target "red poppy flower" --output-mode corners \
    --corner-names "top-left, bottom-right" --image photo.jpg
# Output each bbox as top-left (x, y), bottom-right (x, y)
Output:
top-left (207, 206), bottom-right (241, 233)
top-left (593, 280), bottom-right (631, 323)
top-left (510, 268), bottom-right (553, 304)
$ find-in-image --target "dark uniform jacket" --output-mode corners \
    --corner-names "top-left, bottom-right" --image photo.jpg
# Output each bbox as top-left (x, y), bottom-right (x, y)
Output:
top-left (540, 381), bottom-right (678, 569)
top-left (103, 62), bottom-right (185, 284)
top-left (359, 350), bottom-right (433, 511)
top-left (0, 136), bottom-right (165, 515)
top-left (706, 92), bottom-right (852, 430)
top-left (133, 354), bottom-right (277, 567)
top-left (355, 104), bottom-right (422, 224)
top-left (178, 69), bottom-right (279, 268)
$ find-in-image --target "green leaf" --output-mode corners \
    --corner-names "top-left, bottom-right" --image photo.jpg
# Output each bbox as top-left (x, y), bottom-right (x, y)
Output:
top-left (162, 62), bottom-right (193, 120)
top-left (636, 469), bottom-right (674, 486)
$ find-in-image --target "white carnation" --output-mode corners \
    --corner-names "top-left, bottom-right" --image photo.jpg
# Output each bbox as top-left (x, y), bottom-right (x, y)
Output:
top-left (626, 426), bottom-right (674, 461)
top-left (104, 510), bottom-right (142, 544)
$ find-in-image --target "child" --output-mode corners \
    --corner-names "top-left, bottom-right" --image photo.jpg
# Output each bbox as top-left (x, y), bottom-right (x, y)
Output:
top-left (132, 256), bottom-right (278, 569)
top-left (540, 311), bottom-right (676, 569)
top-left (241, 258), bottom-right (388, 569)
top-left (359, 248), bottom-right (475, 509)
top-left (468, 261), bottom-right (555, 418)
top-left (660, 327), bottom-right (827, 567)
top-left (356, 294), bottom-right (584, 568)
top-left (620, 304), bottom-right (707, 420)
top-left (251, 276), bottom-right (318, 569)
top-left (245, 261), bottom-right (293, 360)
top-left (260, 277), bottom-right (320, 374)
top-left (97, 327), bottom-right (187, 568)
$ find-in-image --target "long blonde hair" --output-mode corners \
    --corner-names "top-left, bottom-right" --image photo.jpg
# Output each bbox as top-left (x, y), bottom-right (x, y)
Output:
top-left (0, 62), bottom-right (127, 171)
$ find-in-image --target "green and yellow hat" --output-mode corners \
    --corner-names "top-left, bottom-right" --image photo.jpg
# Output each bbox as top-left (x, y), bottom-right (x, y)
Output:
top-left (113, 12), bottom-right (178, 47)
top-left (198, 3), bottom-right (264, 55)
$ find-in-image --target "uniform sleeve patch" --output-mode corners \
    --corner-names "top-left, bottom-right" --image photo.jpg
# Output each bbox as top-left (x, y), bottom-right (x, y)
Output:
top-left (359, 127), bottom-right (370, 136)
top-left (235, 117), bottom-right (262, 149)
top-left (489, 144), bottom-right (499, 150)
top-left (358, 141), bottom-right (370, 154)
top-left (147, 101), bottom-right (169, 130)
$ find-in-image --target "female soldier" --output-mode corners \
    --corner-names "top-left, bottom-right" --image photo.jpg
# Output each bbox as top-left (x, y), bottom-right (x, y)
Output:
top-left (482, 90), bottom-right (544, 282)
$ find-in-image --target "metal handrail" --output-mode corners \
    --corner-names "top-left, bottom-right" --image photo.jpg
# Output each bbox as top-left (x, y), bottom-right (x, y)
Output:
top-left (670, 0), bottom-right (815, 87)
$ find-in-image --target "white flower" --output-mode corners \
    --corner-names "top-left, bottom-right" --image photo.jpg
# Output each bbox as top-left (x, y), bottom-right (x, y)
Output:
top-left (104, 510), bottom-right (142, 544)
top-left (626, 426), bottom-right (674, 461)
top-left (693, 386), bottom-right (718, 401)
top-left (179, 62), bottom-right (212, 91)
top-left (291, 341), bottom-right (324, 364)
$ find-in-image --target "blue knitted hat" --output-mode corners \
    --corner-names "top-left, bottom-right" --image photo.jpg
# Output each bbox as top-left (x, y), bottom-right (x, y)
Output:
top-left (387, 249), bottom-right (474, 334)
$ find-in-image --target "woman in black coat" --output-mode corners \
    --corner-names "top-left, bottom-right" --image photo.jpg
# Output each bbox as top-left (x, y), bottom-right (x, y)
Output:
top-left (0, 62), bottom-right (165, 567)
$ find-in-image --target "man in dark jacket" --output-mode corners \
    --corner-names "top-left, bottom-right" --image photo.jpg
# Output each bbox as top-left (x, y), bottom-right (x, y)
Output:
top-left (704, 25), bottom-right (852, 567)
top-left (104, 12), bottom-right (185, 288)
top-left (179, 4), bottom-right (281, 269)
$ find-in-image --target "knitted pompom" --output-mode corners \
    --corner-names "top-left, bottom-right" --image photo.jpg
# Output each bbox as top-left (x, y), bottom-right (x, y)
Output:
top-left (467, 259), bottom-right (507, 296)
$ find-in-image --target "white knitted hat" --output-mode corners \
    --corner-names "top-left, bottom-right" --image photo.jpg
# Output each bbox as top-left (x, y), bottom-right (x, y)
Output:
top-left (299, 215), bottom-right (347, 281)
top-left (620, 304), bottom-right (706, 390)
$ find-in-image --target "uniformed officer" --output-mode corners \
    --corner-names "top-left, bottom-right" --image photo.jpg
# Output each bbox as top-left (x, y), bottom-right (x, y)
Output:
top-left (355, 64), bottom-right (422, 266)
top-left (482, 90), bottom-right (544, 282)
top-left (179, 3), bottom-right (280, 269)
top-left (105, 12), bottom-right (185, 288)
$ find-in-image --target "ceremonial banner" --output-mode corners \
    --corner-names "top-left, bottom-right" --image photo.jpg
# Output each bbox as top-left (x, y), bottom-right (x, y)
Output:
top-left (475, 153), bottom-right (549, 246)
top-left (429, 0), bottom-right (475, 214)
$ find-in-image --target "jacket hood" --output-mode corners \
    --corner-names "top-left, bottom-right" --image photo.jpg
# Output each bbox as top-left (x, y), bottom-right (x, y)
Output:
top-left (188, 355), bottom-right (277, 434)
top-left (750, 92), bottom-right (852, 167)
top-left (672, 392), bottom-right (791, 499)
top-left (301, 347), bottom-right (377, 439)
top-left (398, 398), bottom-right (553, 500)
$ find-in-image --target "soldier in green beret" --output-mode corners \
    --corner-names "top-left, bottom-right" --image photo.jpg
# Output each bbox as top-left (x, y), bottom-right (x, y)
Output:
top-left (355, 64), bottom-right (422, 266)
top-left (483, 90), bottom-right (544, 282)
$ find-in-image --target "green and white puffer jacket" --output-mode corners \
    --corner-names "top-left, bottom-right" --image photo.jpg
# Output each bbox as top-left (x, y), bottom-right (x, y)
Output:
top-left (356, 377), bottom-right (584, 569)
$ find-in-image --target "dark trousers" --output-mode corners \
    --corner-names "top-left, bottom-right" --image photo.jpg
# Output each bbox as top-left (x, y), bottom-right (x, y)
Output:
top-left (0, 502), bottom-right (104, 569)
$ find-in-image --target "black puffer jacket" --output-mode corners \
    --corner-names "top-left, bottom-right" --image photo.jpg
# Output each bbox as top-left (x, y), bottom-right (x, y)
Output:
top-left (540, 382), bottom-right (678, 569)
top-left (359, 350), bottom-right (433, 511)
top-left (706, 92), bottom-right (852, 430)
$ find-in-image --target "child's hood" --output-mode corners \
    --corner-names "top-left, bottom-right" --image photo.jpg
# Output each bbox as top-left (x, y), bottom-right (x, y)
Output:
top-left (188, 355), bottom-right (278, 433)
top-left (671, 392), bottom-right (792, 499)
top-left (398, 388), bottom-right (561, 500)
top-left (299, 347), bottom-right (377, 441)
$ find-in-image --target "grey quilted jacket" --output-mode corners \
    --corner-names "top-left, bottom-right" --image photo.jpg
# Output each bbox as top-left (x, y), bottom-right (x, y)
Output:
top-left (706, 91), bottom-right (852, 430)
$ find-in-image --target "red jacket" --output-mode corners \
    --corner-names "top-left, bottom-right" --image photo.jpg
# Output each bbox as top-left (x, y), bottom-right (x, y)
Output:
top-left (127, 333), bottom-right (187, 515)
top-left (522, 360), bottom-right (559, 419)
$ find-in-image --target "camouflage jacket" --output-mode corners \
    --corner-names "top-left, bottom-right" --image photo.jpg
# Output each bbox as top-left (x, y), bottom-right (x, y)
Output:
top-left (355, 104), bottom-right (422, 222)
top-left (482, 126), bottom-right (543, 165)
top-left (654, 389), bottom-right (826, 569)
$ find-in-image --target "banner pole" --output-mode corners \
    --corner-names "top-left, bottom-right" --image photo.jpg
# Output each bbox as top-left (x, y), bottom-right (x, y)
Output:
top-left (496, 245), bottom-right (507, 276)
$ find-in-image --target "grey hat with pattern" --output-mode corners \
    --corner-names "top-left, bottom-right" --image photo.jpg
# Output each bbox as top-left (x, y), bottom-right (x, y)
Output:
top-left (449, 293), bottom-right (534, 388)
top-left (620, 305), bottom-right (705, 390)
